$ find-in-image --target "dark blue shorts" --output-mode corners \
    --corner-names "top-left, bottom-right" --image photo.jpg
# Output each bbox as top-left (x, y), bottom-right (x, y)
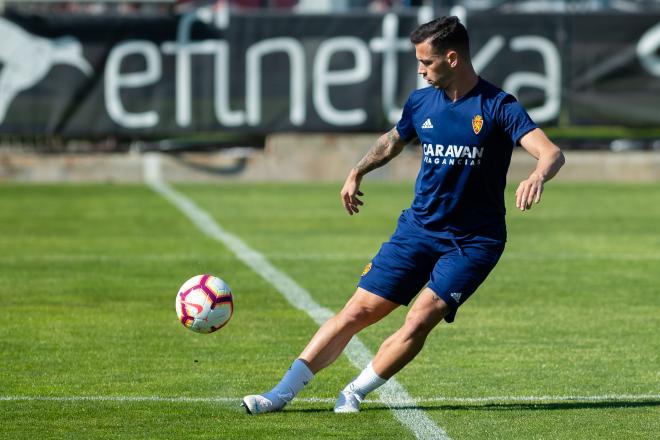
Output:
top-left (358, 212), bottom-right (505, 323)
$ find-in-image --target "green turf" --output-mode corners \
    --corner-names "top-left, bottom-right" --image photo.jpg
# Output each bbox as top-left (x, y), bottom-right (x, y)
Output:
top-left (0, 182), bottom-right (658, 439)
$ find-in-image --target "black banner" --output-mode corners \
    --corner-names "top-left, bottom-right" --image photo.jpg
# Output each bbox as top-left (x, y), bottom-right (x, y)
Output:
top-left (0, 9), bottom-right (659, 137)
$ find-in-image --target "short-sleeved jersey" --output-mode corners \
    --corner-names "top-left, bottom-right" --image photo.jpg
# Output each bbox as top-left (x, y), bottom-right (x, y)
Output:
top-left (395, 78), bottom-right (537, 240)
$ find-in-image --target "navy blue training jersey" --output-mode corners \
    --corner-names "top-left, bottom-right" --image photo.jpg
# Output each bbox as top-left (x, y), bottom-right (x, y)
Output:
top-left (395, 78), bottom-right (538, 240)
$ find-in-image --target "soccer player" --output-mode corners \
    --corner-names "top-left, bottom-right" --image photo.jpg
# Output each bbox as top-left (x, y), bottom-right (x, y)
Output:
top-left (243, 16), bottom-right (564, 414)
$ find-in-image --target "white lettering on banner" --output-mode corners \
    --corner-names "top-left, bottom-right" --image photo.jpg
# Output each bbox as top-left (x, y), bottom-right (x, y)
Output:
top-left (105, 40), bottom-right (161, 128)
top-left (637, 22), bottom-right (660, 76)
top-left (162, 8), bottom-right (245, 127)
top-left (161, 40), bottom-right (246, 127)
top-left (213, 41), bottom-right (245, 126)
top-left (369, 13), bottom-right (414, 124)
top-left (161, 7), bottom-right (244, 127)
top-left (472, 36), bottom-right (506, 74)
top-left (472, 35), bottom-right (561, 124)
top-left (369, 8), bottom-right (434, 125)
top-left (416, 6), bottom-right (434, 90)
top-left (164, 39), bottom-right (248, 127)
top-left (503, 36), bottom-right (561, 123)
top-left (162, 39), bottom-right (218, 127)
top-left (314, 37), bottom-right (371, 126)
top-left (98, 12), bottom-right (565, 130)
top-left (1, 10), bottom-right (574, 131)
top-left (174, 10), bottom-right (199, 127)
top-left (246, 38), bottom-right (306, 126)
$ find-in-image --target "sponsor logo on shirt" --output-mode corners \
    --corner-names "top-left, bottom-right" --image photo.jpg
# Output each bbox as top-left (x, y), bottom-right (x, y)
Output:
top-left (421, 118), bottom-right (433, 129)
top-left (472, 115), bottom-right (483, 134)
top-left (422, 143), bottom-right (484, 166)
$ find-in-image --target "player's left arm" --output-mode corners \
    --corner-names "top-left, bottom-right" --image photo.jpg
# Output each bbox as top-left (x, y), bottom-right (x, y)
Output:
top-left (516, 128), bottom-right (565, 211)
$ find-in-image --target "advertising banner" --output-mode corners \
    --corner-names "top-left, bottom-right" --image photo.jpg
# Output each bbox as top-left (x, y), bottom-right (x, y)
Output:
top-left (0, 9), bottom-right (659, 137)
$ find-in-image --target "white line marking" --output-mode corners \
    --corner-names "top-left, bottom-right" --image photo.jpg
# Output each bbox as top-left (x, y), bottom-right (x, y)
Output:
top-left (2, 393), bottom-right (658, 405)
top-left (3, 251), bottom-right (660, 264)
top-left (410, 393), bottom-right (660, 404)
top-left (0, 254), bottom-right (237, 263)
top-left (144, 153), bottom-right (451, 440)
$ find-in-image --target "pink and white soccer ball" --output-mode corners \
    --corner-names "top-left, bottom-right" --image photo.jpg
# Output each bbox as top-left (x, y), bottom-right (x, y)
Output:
top-left (175, 274), bottom-right (233, 333)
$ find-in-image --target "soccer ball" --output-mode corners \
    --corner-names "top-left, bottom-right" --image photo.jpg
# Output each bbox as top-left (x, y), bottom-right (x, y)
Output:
top-left (175, 274), bottom-right (233, 333)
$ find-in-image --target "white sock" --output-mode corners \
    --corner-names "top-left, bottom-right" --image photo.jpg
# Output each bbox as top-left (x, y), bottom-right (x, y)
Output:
top-left (345, 362), bottom-right (387, 398)
top-left (266, 359), bottom-right (314, 404)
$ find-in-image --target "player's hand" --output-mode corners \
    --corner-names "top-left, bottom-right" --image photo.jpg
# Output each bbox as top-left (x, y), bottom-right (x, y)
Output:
top-left (515, 173), bottom-right (544, 211)
top-left (340, 169), bottom-right (364, 215)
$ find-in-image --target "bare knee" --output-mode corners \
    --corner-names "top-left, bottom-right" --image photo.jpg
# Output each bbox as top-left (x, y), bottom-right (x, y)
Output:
top-left (400, 311), bottom-right (438, 341)
top-left (397, 289), bottom-right (449, 341)
top-left (332, 289), bottom-right (399, 332)
top-left (335, 303), bottom-right (380, 332)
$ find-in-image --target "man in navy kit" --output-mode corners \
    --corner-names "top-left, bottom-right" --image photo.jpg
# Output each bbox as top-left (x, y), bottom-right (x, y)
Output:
top-left (243, 16), bottom-right (565, 414)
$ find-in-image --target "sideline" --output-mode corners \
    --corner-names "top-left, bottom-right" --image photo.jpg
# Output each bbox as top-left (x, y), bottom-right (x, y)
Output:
top-left (143, 152), bottom-right (451, 440)
top-left (2, 393), bottom-right (658, 405)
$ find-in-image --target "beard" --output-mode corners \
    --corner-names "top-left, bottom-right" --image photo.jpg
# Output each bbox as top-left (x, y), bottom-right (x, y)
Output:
top-left (423, 74), bottom-right (450, 90)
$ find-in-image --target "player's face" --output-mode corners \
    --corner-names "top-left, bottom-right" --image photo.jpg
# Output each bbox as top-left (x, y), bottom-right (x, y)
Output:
top-left (415, 40), bottom-right (453, 89)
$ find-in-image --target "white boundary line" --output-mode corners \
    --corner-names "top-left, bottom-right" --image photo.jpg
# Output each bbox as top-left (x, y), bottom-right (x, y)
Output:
top-left (413, 393), bottom-right (660, 404)
top-left (2, 394), bottom-right (659, 405)
top-left (143, 153), bottom-right (451, 440)
top-left (3, 252), bottom-right (660, 262)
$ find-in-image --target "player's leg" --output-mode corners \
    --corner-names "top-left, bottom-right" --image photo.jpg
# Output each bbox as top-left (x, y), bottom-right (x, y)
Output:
top-left (371, 288), bottom-right (450, 378)
top-left (335, 236), bottom-right (505, 413)
top-left (334, 288), bottom-right (449, 412)
top-left (242, 288), bottom-right (398, 415)
top-left (243, 212), bottom-right (434, 415)
top-left (299, 287), bottom-right (400, 373)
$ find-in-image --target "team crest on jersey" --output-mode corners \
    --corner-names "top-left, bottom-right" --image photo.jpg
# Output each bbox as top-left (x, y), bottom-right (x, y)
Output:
top-left (472, 115), bottom-right (483, 134)
top-left (361, 262), bottom-right (372, 276)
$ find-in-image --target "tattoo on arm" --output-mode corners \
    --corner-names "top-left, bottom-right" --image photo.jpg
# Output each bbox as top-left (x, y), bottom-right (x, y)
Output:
top-left (354, 128), bottom-right (407, 177)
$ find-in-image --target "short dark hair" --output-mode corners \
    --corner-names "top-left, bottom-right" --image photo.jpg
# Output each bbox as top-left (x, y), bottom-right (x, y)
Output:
top-left (410, 16), bottom-right (470, 58)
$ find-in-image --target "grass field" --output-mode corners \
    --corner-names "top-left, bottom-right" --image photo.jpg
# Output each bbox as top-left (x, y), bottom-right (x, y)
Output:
top-left (1, 181), bottom-right (659, 439)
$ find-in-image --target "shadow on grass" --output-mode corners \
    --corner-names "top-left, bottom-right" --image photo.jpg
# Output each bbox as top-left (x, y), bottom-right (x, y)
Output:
top-left (284, 399), bottom-right (660, 413)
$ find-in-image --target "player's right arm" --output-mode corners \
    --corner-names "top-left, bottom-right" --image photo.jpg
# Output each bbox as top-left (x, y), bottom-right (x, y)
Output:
top-left (340, 127), bottom-right (409, 215)
top-left (515, 128), bottom-right (565, 211)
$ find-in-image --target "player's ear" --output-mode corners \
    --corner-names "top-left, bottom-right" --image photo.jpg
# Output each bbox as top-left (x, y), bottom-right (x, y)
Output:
top-left (447, 50), bottom-right (458, 68)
